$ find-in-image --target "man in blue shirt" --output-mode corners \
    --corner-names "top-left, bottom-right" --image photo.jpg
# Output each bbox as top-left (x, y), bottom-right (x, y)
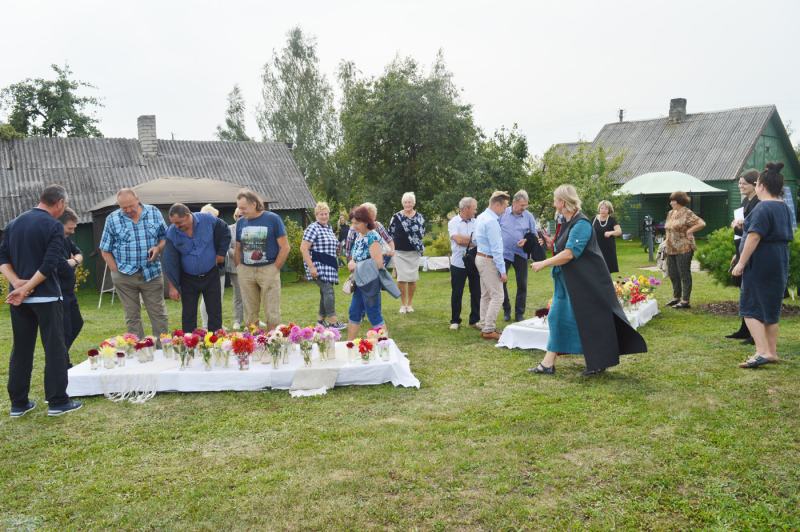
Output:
top-left (473, 191), bottom-right (510, 340)
top-left (99, 189), bottom-right (169, 342)
top-left (499, 190), bottom-right (540, 322)
top-left (235, 188), bottom-right (290, 331)
top-left (164, 203), bottom-right (231, 333)
top-left (0, 185), bottom-right (82, 417)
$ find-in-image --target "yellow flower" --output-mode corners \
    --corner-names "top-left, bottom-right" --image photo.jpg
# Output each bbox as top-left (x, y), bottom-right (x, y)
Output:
top-left (100, 346), bottom-right (117, 359)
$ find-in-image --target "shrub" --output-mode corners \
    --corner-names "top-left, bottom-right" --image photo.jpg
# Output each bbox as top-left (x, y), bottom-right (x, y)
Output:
top-left (283, 217), bottom-right (307, 281)
top-left (424, 231), bottom-right (452, 257)
top-left (698, 226), bottom-right (800, 292)
top-left (422, 236), bottom-right (433, 247)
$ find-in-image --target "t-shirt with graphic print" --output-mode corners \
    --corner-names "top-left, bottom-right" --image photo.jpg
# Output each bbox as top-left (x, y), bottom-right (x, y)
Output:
top-left (235, 211), bottom-right (287, 267)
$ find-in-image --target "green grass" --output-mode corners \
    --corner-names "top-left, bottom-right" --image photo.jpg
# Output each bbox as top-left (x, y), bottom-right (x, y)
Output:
top-left (1, 241), bottom-right (799, 531)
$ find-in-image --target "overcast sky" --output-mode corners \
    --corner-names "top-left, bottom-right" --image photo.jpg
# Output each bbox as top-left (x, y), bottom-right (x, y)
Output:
top-left (4, 0), bottom-right (799, 155)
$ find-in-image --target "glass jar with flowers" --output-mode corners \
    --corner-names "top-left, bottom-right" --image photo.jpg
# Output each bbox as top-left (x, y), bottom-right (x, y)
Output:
top-left (88, 349), bottom-right (100, 370)
top-left (290, 326), bottom-right (315, 367)
top-left (266, 332), bottom-right (282, 369)
top-left (346, 342), bottom-right (357, 363)
top-left (116, 351), bottom-right (126, 367)
top-left (101, 346), bottom-right (117, 369)
top-left (160, 334), bottom-right (174, 359)
top-left (377, 338), bottom-right (390, 362)
top-left (357, 338), bottom-right (374, 364)
top-left (134, 341), bottom-right (148, 363)
top-left (323, 328), bottom-right (340, 361)
top-left (233, 336), bottom-right (254, 371)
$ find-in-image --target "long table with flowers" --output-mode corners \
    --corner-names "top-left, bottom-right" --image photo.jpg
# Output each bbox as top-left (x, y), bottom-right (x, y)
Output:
top-left (68, 326), bottom-right (420, 400)
top-left (495, 299), bottom-right (659, 351)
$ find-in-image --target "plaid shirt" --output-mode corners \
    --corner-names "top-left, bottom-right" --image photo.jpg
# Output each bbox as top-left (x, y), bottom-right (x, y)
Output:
top-left (99, 203), bottom-right (168, 281)
top-left (302, 222), bottom-right (339, 284)
top-left (344, 221), bottom-right (392, 258)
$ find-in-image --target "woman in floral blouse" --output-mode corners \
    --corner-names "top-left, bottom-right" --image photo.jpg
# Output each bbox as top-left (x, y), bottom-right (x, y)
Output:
top-left (663, 191), bottom-right (706, 309)
top-left (347, 206), bottom-right (387, 340)
top-left (389, 192), bottom-right (425, 313)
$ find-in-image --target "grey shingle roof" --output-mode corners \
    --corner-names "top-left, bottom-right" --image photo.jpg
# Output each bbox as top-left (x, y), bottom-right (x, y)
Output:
top-left (556, 105), bottom-right (776, 184)
top-left (0, 137), bottom-right (316, 226)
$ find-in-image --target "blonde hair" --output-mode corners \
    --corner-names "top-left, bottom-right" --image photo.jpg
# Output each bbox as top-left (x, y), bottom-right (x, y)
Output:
top-left (361, 202), bottom-right (378, 218)
top-left (554, 184), bottom-right (582, 213)
top-left (489, 190), bottom-right (510, 206)
top-left (401, 192), bottom-right (416, 205)
top-left (233, 207), bottom-right (241, 220)
top-left (597, 200), bottom-right (614, 215)
top-left (200, 203), bottom-right (219, 217)
top-left (314, 201), bottom-right (330, 215)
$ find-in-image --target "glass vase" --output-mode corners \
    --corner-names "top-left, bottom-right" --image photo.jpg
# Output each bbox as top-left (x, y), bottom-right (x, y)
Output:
top-left (137, 350), bottom-right (147, 363)
top-left (212, 348), bottom-right (222, 366)
top-left (116, 354), bottom-right (126, 367)
top-left (380, 346), bottom-right (390, 362)
top-left (252, 348), bottom-right (262, 363)
top-left (186, 351), bottom-right (194, 368)
top-left (348, 348), bottom-right (357, 364)
top-left (369, 347), bottom-right (376, 361)
top-left (146, 347), bottom-right (155, 362)
top-left (271, 352), bottom-right (280, 369)
top-left (104, 356), bottom-right (116, 369)
top-left (238, 354), bottom-right (251, 371)
top-left (89, 356), bottom-right (99, 370)
top-left (300, 346), bottom-right (312, 367)
top-left (281, 342), bottom-right (290, 364)
top-left (164, 346), bottom-right (173, 360)
top-left (125, 347), bottom-right (134, 359)
top-left (326, 339), bottom-right (336, 361)
top-left (202, 350), bottom-right (213, 371)
top-left (361, 353), bottom-right (370, 364)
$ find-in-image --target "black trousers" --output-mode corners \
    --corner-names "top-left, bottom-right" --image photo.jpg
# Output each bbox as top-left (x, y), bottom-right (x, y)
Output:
top-left (502, 254), bottom-right (529, 320)
top-left (181, 268), bottom-right (223, 333)
top-left (451, 265), bottom-right (481, 325)
top-left (61, 292), bottom-right (83, 364)
top-left (8, 301), bottom-right (70, 408)
top-left (667, 251), bottom-right (694, 302)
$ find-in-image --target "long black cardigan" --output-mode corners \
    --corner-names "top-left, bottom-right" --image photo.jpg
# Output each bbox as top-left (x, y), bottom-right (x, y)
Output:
top-left (556, 212), bottom-right (647, 371)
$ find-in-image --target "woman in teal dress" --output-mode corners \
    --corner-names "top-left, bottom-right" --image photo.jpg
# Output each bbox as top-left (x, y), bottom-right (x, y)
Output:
top-left (530, 185), bottom-right (647, 375)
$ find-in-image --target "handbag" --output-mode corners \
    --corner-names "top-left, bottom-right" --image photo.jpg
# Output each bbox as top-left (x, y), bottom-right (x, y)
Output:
top-left (342, 274), bottom-right (356, 294)
top-left (463, 233), bottom-right (478, 275)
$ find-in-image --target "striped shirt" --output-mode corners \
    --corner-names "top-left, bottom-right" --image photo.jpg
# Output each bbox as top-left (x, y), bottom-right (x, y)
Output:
top-left (99, 203), bottom-right (168, 281)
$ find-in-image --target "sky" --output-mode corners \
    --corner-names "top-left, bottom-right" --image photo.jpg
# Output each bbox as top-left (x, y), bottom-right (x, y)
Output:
top-left (3, 0), bottom-right (799, 155)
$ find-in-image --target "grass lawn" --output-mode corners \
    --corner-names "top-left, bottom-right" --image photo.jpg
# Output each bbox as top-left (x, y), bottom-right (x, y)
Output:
top-left (1, 241), bottom-right (798, 531)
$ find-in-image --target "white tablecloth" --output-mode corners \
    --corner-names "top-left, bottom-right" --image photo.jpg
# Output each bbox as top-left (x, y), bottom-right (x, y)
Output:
top-left (66, 339), bottom-right (419, 397)
top-left (495, 299), bottom-right (659, 350)
top-left (420, 256), bottom-right (450, 271)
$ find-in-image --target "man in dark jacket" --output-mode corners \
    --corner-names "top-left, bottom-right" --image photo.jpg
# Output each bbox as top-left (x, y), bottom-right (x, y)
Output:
top-left (56, 208), bottom-right (84, 368)
top-left (0, 185), bottom-right (82, 417)
top-left (163, 203), bottom-right (231, 333)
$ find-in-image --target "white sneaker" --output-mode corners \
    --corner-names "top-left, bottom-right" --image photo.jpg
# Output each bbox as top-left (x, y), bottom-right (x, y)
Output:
top-left (449, 323), bottom-right (459, 330)
top-left (399, 306), bottom-right (407, 314)
top-left (233, 322), bottom-right (241, 330)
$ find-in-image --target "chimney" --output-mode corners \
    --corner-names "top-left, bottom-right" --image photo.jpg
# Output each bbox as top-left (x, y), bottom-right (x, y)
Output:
top-left (669, 98), bottom-right (687, 124)
top-left (137, 115), bottom-right (158, 157)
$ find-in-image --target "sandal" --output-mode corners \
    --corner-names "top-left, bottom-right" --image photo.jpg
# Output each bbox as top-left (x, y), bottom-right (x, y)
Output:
top-left (581, 367), bottom-right (606, 376)
top-left (673, 302), bottom-right (691, 309)
top-left (739, 355), bottom-right (777, 368)
top-left (527, 363), bottom-right (555, 374)
top-left (664, 299), bottom-right (680, 307)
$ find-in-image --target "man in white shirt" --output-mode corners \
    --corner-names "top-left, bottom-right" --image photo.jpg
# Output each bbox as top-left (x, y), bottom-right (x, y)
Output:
top-left (473, 191), bottom-right (510, 340)
top-left (448, 197), bottom-right (481, 330)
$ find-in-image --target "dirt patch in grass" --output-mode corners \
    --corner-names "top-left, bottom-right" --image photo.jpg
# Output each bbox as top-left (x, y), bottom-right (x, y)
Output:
top-left (697, 301), bottom-right (800, 318)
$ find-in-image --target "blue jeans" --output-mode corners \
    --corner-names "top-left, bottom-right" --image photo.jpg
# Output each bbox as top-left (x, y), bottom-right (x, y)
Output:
top-left (348, 286), bottom-right (384, 327)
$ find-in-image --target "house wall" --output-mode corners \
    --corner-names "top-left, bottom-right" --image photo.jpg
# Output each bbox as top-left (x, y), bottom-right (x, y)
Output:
top-left (744, 116), bottom-right (799, 222)
top-left (618, 193), bottom-right (729, 239)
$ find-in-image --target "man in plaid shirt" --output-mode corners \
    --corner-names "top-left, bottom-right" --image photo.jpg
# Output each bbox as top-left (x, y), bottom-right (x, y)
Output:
top-left (99, 189), bottom-right (170, 341)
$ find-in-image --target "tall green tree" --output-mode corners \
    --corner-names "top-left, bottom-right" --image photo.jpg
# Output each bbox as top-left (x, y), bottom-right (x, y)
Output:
top-left (526, 141), bottom-right (631, 222)
top-left (441, 125), bottom-right (529, 212)
top-left (257, 26), bottom-right (337, 184)
top-left (0, 63), bottom-right (103, 137)
top-left (215, 84), bottom-right (252, 141)
top-left (335, 51), bottom-right (479, 222)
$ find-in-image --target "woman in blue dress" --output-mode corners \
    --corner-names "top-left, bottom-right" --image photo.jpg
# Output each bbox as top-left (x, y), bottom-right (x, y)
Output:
top-left (529, 185), bottom-right (647, 375)
top-left (732, 162), bottom-right (795, 368)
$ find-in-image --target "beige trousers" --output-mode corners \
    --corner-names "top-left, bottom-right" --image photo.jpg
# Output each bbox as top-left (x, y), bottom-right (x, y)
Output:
top-left (110, 270), bottom-right (170, 341)
top-left (476, 256), bottom-right (504, 333)
top-left (237, 263), bottom-right (281, 326)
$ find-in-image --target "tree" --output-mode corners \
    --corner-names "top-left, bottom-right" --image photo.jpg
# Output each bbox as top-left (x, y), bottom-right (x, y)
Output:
top-left (0, 63), bottom-right (103, 137)
top-left (215, 84), bottom-right (252, 141)
top-left (335, 51), bottom-right (479, 222)
top-left (526, 141), bottom-right (631, 222)
top-left (257, 26), bottom-right (337, 185)
top-left (441, 125), bottom-right (528, 212)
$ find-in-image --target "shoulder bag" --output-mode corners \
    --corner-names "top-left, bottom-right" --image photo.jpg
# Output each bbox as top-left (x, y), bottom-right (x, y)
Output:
top-left (463, 233), bottom-right (478, 275)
